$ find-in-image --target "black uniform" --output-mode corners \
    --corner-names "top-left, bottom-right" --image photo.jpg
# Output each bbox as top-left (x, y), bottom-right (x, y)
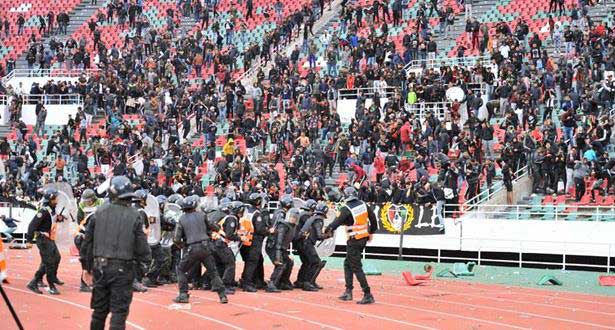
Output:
top-left (173, 209), bottom-right (224, 295)
top-left (239, 206), bottom-right (268, 289)
top-left (211, 214), bottom-right (239, 287)
top-left (265, 209), bottom-right (296, 288)
top-left (80, 201), bottom-right (151, 330)
top-left (293, 210), bottom-right (313, 286)
top-left (326, 198), bottom-right (378, 296)
top-left (27, 206), bottom-right (61, 288)
top-left (298, 214), bottom-right (325, 286)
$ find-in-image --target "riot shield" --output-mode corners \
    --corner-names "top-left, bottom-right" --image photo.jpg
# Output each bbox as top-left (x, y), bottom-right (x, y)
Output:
top-left (54, 190), bottom-right (79, 250)
top-left (144, 194), bottom-right (160, 220)
top-left (160, 203), bottom-right (181, 248)
top-left (315, 203), bottom-right (338, 258)
top-left (293, 198), bottom-right (304, 208)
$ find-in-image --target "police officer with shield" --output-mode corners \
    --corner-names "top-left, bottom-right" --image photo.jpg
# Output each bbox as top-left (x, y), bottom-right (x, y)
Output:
top-left (239, 193), bottom-right (269, 292)
top-left (142, 193), bottom-right (165, 288)
top-left (293, 199), bottom-right (316, 289)
top-left (297, 201), bottom-right (328, 291)
top-left (80, 176), bottom-right (151, 329)
top-left (26, 187), bottom-right (64, 295)
top-left (210, 200), bottom-right (241, 292)
top-left (131, 190), bottom-right (151, 293)
top-left (265, 195), bottom-right (298, 293)
top-left (324, 186), bottom-right (378, 304)
top-left (75, 188), bottom-right (103, 292)
top-left (173, 195), bottom-right (228, 304)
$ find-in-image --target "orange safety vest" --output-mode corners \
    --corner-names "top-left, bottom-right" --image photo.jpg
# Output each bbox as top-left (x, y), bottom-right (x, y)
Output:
top-left (0, 239), bottom-right (7, 283)
top-left (346, 202), bottom-right (369, 240)
top-left (238, 211), bottom-right (255, 247)
top-left (211, 216), bottom-right (232, 245)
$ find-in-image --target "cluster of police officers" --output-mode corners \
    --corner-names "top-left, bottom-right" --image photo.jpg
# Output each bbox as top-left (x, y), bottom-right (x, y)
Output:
top-left (25, 176), bottom-right (378, 329)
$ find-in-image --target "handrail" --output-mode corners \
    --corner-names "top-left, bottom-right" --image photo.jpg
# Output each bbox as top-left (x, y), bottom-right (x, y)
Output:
top-left (446, 203), bottom-right (615, 222)
top-left (0, 93), bottom-right (83, 105)
top-left (3, 68), bottom-right (101, 80)
top-left (405, 101), bottom-right (451, 119)
top-left (463, 164), bottom-right (529, 208)
top-left (337, 86), bottom-right (399, 100)
top-left (403, 56), bottom-right (492, 72)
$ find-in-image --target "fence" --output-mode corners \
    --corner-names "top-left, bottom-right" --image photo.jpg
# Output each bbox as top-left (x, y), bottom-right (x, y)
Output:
top-left (337, 86), bottom-right (399, 100)
top-left (448, 203), bottom-right (615, 221)
top-left (404, 101), bottom-right (451, 119)
top-left (462, 164), bottom-right (529, 208)
top-left (21, 94), bottom-right (82, 105)
top-left (403, 56), bottom-right (493, 72)
top-left (2, 68), bottom-right (100, 82)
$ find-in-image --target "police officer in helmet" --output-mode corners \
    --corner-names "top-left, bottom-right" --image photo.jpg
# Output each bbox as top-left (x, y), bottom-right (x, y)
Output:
top-left (239, 192), bottom-right (269, 292)
top-left (80, 176), bottom-right (152, 329)
top-left (297, 201), bottom-right (328, 291)
top-left (324, 186), bottom-right (378, 304)
top-left (26, 187), bottom-right (64, 295)
top-left (142, 192), bottom-right (165, 288)
top-left (173, 195), bottom-right (228, 304)
top-left (131, 189), bottom-right (151, 293)
top-left (293, 199), bottom-right (316, 289)
top-left (265, 194), bottom-right (298, 292)
top-left (211, 200), bottom-right (242, 293)
top-left (157, 195), bottom-right (177, 284)
top-left (75, 188), bottom-right (103, 292)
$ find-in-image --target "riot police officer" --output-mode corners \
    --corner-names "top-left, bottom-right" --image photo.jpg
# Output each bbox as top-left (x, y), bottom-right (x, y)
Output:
top-left (173, 195), bottom-right (228, 304)
top-left (265, 195), bottom-right (298, 293)
top-left (293, 199), bottom-right (316, 289)
top-left (75, 188), bottom-right (103, 292)
top-left (324, 187), bottom-right (378, 304)
top-left (239, 193), bottom-right (269, 292)
top-left (80, 176), bottom-right (151, 329)
top-left (211, 200), bottom-right (241, 292)
top-left (298, 201), bottom-right (328, 291)
top-left (131, 189), bottom-right (151, 292)
top-left (158, 195), bottom-right (177, 284)
top-left (142, 192), bottom-right (165, 288)
top-left (26, 187), bottom-right (64, 295)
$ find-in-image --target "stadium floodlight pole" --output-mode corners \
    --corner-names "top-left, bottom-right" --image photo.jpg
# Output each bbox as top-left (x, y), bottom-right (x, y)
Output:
top-left (0, 283), bottom-right (24, 330)
top-left (398, 209), bottom-right (406, 260)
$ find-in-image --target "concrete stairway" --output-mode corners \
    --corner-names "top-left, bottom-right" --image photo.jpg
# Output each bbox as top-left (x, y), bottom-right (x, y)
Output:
top-left (16, 0), bottom-right (105, 69)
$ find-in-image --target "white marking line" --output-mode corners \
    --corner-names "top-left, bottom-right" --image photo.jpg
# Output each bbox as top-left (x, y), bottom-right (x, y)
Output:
top-left (344, 271), bottom-right (615, 307)
top-left (149, 287), bottom-right (345, 330)
top-left (9, 266), bottom-right (334, 330)
top-left (3, 285), bottom-right (146, 330)
top-left (317, 277), bottom-right (615, 329)
top-left (7, 271), bottom-right (243, 330)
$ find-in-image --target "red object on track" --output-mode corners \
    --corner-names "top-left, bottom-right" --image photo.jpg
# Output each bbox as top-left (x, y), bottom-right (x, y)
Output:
top-left (402, 272), bottom-right (428, 286)
top-left (598, 275), bottom-right (615, 286)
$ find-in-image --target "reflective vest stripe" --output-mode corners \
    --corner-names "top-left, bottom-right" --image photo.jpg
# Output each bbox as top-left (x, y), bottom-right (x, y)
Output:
top-left (347, 203), bottom-right (369, 240)
top-left (0, 240), bottom-right (7, 282)
top-left (238, 210), bottom-right (254, 247)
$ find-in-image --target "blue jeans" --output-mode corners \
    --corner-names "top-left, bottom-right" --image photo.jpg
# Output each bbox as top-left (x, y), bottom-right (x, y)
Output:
top-left (327, 63), bottom-right (337, 76)
top-left (563, 126), bottom-right (574, 145)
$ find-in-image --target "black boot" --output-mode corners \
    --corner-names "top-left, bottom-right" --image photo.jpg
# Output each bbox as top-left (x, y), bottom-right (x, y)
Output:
top-left (53, 279), bottom-right (65, 286)
top-left (338, 289), bottom-right (353, 301)
top-left (357, 293), bottom-right (375, 305)
top-left (265, 281), bottom-right (281, 293)
top-left (132, 280), bottom-right (148, 293)
top-left (218, 291), bottom-right (228, 304)
top-left (174, 293), bottom-right (190, 303)
top-left (312, 282), bottom-right (323, 290)
top-left (279, 282), bottom-right (293, 291)
top-left (302, 282), bottom-right (318, 292)
top-left (293, 281), bottom-right (303, 289)
top-left (47, 285), bottom-right (60, 295)
top-left (142, 278), bottom-right (159, 288)
top-left (224, 287), bottom-right (236, 295)
top-left (242, 285), bottom-right (257, 292)
top-left (27, 280), bottom-right (43, 294)
top-left (80, 279), bottom-right (92, 293)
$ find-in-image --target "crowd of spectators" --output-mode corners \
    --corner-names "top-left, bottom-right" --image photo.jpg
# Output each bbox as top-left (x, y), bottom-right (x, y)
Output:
top-left (0, 0), bottom-right (613, 212)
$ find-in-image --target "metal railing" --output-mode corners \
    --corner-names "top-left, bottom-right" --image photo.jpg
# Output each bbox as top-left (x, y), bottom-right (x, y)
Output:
top-left (403, 56), bottom-right (493, 72)
top-left (337, 86), bottom-right (399, 100)
top-left (2, 69), bottom-right (100, 82)
top-left (405, 101), bottom-right (451, 119)
top-left (0, 93), bottom-right (82, 105)
top-left (462, 164), bottom-right (529, 208)
top-left (447, 203), bottom-right (615, 221)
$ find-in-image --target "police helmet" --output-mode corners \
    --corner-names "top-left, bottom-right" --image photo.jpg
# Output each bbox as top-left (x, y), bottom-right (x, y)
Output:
top-left (314, 202), bottom-right (329, 215)
top-left (218, 197), bottom-right (232, 212)
top-left (156, 195), bottom-right (167, 205)
top-left (80, 189), bottom-right (97, 203)
top-left (301, 199), bottom-right (317, 212)
top-left (247, 192), bottom-right (264, 206)
top-left (326, 189), bottom-right (342, 203)
top-left (180, 195), bottom-right (199, 210)
top-left (133, 189), bottom-right (148, 203)
top-left (41, 187), bottom-right (59, 204)
top-left (343, 186), bottom-right (358, 202)
top-left (107, 176), bottom-right (136, 201)
top-left (167, 194), bottom-right (183, 204)
top-left (228, 201), bottom-right (245, 214)
top-left (279, 194), bottom-right (294, 208)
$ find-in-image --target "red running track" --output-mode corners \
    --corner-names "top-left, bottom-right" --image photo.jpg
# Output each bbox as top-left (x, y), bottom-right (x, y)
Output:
top-left (1, 249), bottom-right (615, 329)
